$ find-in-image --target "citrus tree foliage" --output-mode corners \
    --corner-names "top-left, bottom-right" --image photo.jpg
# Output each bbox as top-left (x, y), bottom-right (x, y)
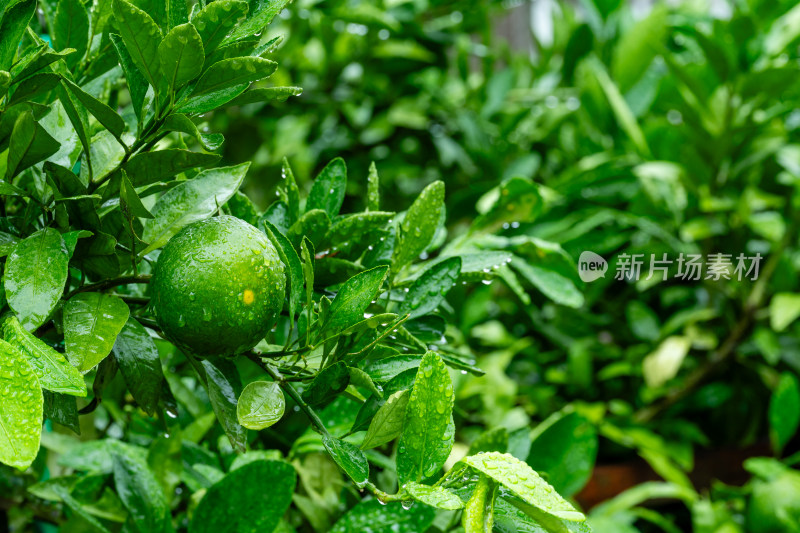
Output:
top-left (0, 1), bottom-right (586, 531)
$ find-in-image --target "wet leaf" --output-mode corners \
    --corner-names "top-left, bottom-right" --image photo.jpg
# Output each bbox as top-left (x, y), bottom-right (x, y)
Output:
top-left (159, 113), bottom-right (224, 151)
top-left (307, 158), bottom-right (347, 218)
top-left (113, 452), bottom-right (170, 533)
top-left (330, 499), bottom-right (436, 533)
top-left (124, 149), bottom-right (221, 188)
top-left (110, 33), bottom-right (148, 120)
top-left (463, 475), bottom-right (497, 533)
top-left (323, 433), bottom-right (369, 487)
top-left (223, 0), bottom-right (292, 44)
top-left (0, 338), bottom-right (43, 470)
top-left (61, 79), bottom-right (127, 147)
top-left (6, 110), bottom-right (60, 179)
top-left (367, 161), bottom-right (380, 211)
top-left (302, 362), bottom-right (350, 407)
top-left (141, 162), bottom-right (248, 254)
top-left (64, 293), bottom-right (130, 373)
top-left (112, 319), bottom-right (164, 416)
top-left (361, 389), bottom-right (409, 450)
top-left (322, 266), bottom-right (389, 336)
top-left (201, 359), bottom-right (246, 452)
top-left (158, 23), bottom-right (205, 97)
top-left (459, 452), bottom-right (586, 522)
top-left (405, 481), bottom-right (463, 510)
top-left (52, 0), bottom-right (90, 62)
top-left (237, 381), bottom-right (285, 430)
top-left (392, 181), bottom-right (445, 271)
top-left (4, 228), bottom-right (69, 330)
top-left (191, 57), bottom-right (277, 97)
top-left (261, 220), bottom-right (302, 326)
top-left (4, 315), bottom-right (86, 396)
top-left (0, 0), bottom-right (35, 71)
top-left (189, 460), bottom-right (296, 533)
top-left (396, 351), bottom-right (454, 485)
top-left (399, 256), bottom-right (460, 319)
top-left (112, 0), bottom-right (163, 87)
top-left (769, 372), bottom-right (800, 456)
top-left (192, 0), bottom-right (249, 53)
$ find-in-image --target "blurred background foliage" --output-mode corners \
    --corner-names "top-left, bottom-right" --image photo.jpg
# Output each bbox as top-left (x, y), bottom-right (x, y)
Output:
top-left (214, 0), bottom-right (800, 530)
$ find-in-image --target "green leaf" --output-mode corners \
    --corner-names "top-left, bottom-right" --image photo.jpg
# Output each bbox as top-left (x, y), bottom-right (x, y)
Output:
top-left (287, 208), bottom-right (330, 250)
top-left (7, 72), bottom-right (60, 106)
top-left (769, 372), bottom-right (800, 456)
top-left (43, 390), bottom-right (80, 434)
top-left (140, 162), bottom-right (248, 254)
top-left (174, 83), bottom-right (248, 114)
top-left (322, 433), bottom-right (369, 487)
top-left (4, 315), bottom-right (86, 396)
top-left (224, 86), bottom-right (303, 107)
top-left (367, 161), bottom-right (380, 211)
top-left (112, 318), bottom-right (164, 416)
top-left (222, 0), bottom-right (291, 44)
top-left (61, 78), bottom-right (127, 146)
top-left (0, 0), bottom-right (35, 71)
top-left (124, 149), bottom-right (221, 188)
top-left (463, 475), bottom-right (497, 533)
top-left (110, 33), bottom-right (148, 120)
top-left (361, 389), bottom-right (409, 450)
top-left (330, 499), bottom-right (436, 533)
top-left (112, 0), bottom-right (163, 87)
top-left (158, 22), bottom-right (205, 97)
top-left (399, 256), bottom-right (460, 319)
top-left (474, 177), bottom-right (542, 232)
top-left (190, 56), bottom-right (277, 97)
top-left (460, 452), bottom-right (585, 522)
top-left (189, 460), bottom-right (296, 533)
top-left (112, 452), bottom-right (170, 533)
top-left (526, 410), bottom-right (597, 498)
top-left (611, 4), bottom-right (667, 93)
top-left (322, 211), bottom-right (395, 248)
top-left (120, 170), bottom-right (154, 220)
top-left (6, 110), bottom-right (60, 179)
top-left (0, 338), bottom-right (43, 470)
top-left (201, 359), bottom-right (246, 452)
top-left (396, 351), bottom-right (454, 485)
top-left (261, 220), bottom-right (302, 326)
top-left (281, 158), bottom-right (300, 224)
top-left (192, 0), bottom-right (249, 53)
top-left (11, 47), bottom-right (74, 82)
top-left (405, 481), bottom-right (464, 510)
top-left (52, 0), bottom-right (90, 62)
top-left (322, 266), bottom-right (389, 336)
top-left (64, 293), bottom-right (130, 373)
top-left (302, 362), bottom-right (350, 407)
top-left (236, 381), bottom-right (285, 430)
top-left (392, 181), bottom-right (445, 271)
top-left (512, 260), bottom-right (584, 309)
top-left (770, 292), bottom-right (800, 332)
top-left (5, 228), bottom-right (69, 331)
top-left (307, 158), bottom-right (347, 218)
top-left (159, 113), bottom-right (224, 150)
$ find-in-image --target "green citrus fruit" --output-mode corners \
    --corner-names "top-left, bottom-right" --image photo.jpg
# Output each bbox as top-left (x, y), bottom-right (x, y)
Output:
top-left (150, 216), bottom-right (285, 357)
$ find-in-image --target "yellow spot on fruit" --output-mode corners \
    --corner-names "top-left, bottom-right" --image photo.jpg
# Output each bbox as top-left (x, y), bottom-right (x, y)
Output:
top-left (243, 289), bottom-right (255, 305)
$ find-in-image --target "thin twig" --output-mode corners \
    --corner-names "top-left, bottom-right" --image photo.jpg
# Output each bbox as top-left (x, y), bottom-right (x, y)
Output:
top-left (65, 275), bottom-right (151, 299)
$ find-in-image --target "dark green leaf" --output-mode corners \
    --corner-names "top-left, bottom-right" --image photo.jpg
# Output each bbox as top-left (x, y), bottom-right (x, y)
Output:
top-left (0, 0), bottom-right (35, 71)
top-left (120, 169), bottom-right (154, 219)
top-left (189, 460), bottom-right (296, 533)
top-left (287, 208), bottom-right (330, 250)
top-left (174, 83), bottom-right (248, 114)
top-left (112, 452), bottom-right (170, 533)
top-left (6, 110), bottom-right (60, 179)
top-left (222, 0), bottom-right (291, 44)
top-left (396, 351), bottom-right (454, 485)
top-left (322, 266), bottom-right (389, 336)
top-left (52, 0), bottom-right (90, 62)
top-left (4, 315), bottom-right (86, 396)
top-left (110, 33), bottom-right (149, 120)
top-left (158, 22), bottom-right (205, 96)
top-left (64, 293), bottom-right (130, 373)
top-left (61, 78), bottom-right (127, 146)
top-left (5, 228), bottom-right (69, 330)
top-left (330, 499), bottom-right (436, 533)
top-left (261, 220), bottom-right (302, 326)
top-left (201, 358), bottom-right (246, 452)
top-left (526, 411), bottom-right (598, 498)
top-left (7, 72), bottom-right (60, 106)
top-left (0, 338), bottom-right (43, 470)
top-left (190, 56), bottom-right (277, 97)
top-left (112, 0), bottom-right (163, 87)
top-left (769, 372), bottom-right (800, 456)
top-left (224, 86), bottom-right (303, 106)
top-left (367, 161), bottom-right (380, 211)
top-left (159, 113), bottom-right (224, 150)
top-left (307, 157), bottom-right (347, 218)
top-left (192, 0), bottom-right (249, 53)
top-left (112, 318), bottom-right (164, 416)
top-left (399, 256), bottom-right (460, 319)
top-left (140, 162), bottom-right (248, 254)
top-left (302, 362), bottom-right (350, 407)
top-left (474, 177), bottom-right (542, 232)
top-left (43, 390), bottom-right (80, 434)
top-left (124, 149), bottom-right (221, 188)
top-left (322, 433), bottom-right (369, 487)
top-left (392, 181), bottom-right (445, 271)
